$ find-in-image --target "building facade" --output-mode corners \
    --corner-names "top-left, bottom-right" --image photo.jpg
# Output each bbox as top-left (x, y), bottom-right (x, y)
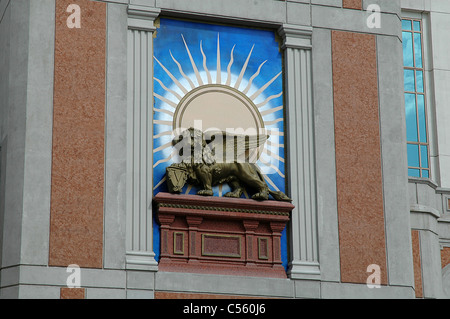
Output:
top-left (1, 0), bottom-right (450, 299)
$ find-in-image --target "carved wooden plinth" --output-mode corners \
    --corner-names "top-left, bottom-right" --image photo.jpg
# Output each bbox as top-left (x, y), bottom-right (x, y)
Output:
top-left (154, 193), bottom-right (293, 278)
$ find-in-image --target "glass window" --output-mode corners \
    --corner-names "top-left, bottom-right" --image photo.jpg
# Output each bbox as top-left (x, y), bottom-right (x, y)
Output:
top-left (402, 19), bottom-right (412, 31)
top-left (402, 32), bottom-right (414, 68)
top-left (416, 70), bottom-right (424, 93)
top-left (404, 69), bottom-right (415, 92)
top-left (402, 19), bottom-right (430, 178)
top-left (407, 144), bottom-right (420, 167)
top-left (413, 20), bottom-right (421, 31)
top-left (414, 33), bottom-right (423, 68)
top-left (405, 93), bottom-right (418, 142)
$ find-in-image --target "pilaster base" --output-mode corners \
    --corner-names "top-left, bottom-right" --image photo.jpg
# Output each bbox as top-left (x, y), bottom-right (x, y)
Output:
top-left (288, 261), bottom-right (321, 280)
top-left (126, 251), bottom-right (158, 271)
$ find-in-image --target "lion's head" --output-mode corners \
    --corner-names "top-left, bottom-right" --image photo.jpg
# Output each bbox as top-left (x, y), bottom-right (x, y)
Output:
top-left (172, 128), bottom-right (215, 165)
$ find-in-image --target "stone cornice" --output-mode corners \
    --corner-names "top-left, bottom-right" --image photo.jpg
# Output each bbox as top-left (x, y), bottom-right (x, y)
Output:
top-left (153, 193), bottom-right (293, 218)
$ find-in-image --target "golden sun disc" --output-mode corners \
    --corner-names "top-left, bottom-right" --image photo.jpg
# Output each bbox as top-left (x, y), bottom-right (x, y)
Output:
top-left (173, 84), bottom-right (265, 133)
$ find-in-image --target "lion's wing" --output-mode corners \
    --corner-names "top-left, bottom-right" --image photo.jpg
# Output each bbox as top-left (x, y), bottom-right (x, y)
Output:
top-left (204, 130), bottom-right (268, 164)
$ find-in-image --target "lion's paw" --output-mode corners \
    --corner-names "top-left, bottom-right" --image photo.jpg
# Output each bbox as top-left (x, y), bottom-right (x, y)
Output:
top-left (224, 191), bottom-right (242, 198)
top-left (197, 189), bottom-right (214, 196)
top-left (252, 193), bottom-right (269, 201)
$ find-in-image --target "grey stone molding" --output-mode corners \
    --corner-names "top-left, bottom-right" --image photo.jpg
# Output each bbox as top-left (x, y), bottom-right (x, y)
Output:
top-left (125, 4), bottom-right (161, 271)
top-left (278, 23), bottom-right (320, 280)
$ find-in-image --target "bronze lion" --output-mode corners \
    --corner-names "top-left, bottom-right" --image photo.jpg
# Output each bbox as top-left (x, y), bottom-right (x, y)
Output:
top-left (166, 127), bottom-right (291, 202)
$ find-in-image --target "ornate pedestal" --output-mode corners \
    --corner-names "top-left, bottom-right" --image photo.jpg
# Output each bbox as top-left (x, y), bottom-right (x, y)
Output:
top-left (154, 193), bottom-right (293, 278)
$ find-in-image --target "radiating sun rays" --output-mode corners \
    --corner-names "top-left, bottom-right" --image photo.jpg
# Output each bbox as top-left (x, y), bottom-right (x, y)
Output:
top-left (153, 32), bottom-right (285, 196)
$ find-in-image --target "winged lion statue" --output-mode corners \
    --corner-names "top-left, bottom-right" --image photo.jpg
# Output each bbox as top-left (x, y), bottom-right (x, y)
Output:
top-left (165, 127), bottom-right (292, 202)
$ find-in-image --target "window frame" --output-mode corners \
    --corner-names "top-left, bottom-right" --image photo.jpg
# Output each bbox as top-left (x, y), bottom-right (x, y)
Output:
top-left (402, 13), bottom-right (433, 180)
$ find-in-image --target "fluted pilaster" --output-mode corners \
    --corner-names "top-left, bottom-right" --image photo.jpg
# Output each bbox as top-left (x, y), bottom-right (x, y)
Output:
top-left (279, 24), bottom-right (320, 280)
top-left (125, 5), bottom-right (160, 271)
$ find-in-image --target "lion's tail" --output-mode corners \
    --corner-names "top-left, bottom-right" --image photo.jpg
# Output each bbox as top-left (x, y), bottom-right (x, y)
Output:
top-left (268, 190), bottom-right (292, 202)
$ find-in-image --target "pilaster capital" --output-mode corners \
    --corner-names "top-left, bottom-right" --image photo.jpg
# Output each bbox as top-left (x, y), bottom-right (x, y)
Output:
top-left (278, 24), bottom-right (312, 50)
top-left (127, 5), bottom-right (161, 31)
